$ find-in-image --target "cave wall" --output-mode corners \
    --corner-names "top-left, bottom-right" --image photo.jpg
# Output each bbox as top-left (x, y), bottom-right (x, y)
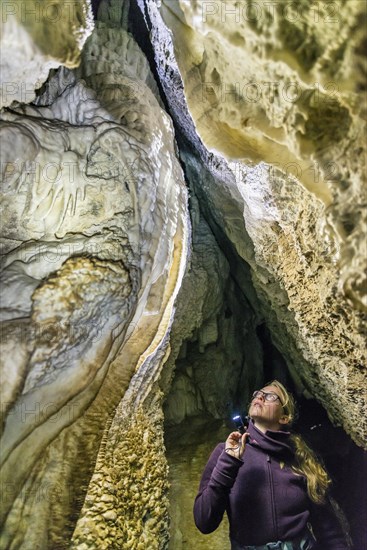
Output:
top-left (0, 0), bottom-right (366, 548)
top-left (136, 0), bottom-right (366, 447)
top-left (1, 1), bottom-right (189, 547)
top-left (162, 193), bottom-right (264, 425)
top-left (0, 0), bottom-right (94, 109)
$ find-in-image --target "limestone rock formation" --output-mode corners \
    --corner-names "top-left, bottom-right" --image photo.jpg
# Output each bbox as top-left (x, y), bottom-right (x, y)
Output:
top-left (1, 2), bottom-right (189, 547)
top-left (0, 0), bottom-right (94, 109)
top-left (139, 0), bottom-right (366, 447)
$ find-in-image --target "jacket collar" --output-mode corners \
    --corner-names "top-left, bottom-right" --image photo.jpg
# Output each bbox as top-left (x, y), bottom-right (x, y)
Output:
top-left (248, 419), bottom-right (294, 458)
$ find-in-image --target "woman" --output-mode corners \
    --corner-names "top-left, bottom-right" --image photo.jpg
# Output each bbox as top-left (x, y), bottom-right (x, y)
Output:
top-left (193, 380), bottom-right (349, 549)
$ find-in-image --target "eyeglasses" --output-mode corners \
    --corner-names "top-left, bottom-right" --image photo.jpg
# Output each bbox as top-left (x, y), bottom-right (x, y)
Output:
top-left (252, 390), bottom-right (283, 405)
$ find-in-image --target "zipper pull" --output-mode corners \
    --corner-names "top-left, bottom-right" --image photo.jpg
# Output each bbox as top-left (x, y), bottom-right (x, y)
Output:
top-left (267, 455), bottom-right (271, 462)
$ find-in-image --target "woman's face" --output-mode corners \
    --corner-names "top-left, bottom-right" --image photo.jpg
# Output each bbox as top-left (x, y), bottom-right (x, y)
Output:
top-left (249, 385), bottom-right (288, 430)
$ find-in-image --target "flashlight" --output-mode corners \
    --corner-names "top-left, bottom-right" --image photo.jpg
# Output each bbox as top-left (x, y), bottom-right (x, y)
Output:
top-left (232, 415), bottom-right (250, 439)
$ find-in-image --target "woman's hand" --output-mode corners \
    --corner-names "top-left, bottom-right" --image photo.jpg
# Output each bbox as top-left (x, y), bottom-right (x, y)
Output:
top-left (225, 431), bottom-right (249, 459)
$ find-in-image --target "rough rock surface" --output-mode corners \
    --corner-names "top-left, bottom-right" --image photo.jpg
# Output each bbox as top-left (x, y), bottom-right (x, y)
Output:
top-left (0, 2), bottom-right (189, 547)
top-left (71, 398), bottom-right (170, 550)
top-left (162, 194), bottom-right (264, 426)
top-left (0, 0), bottom-right (94, 109)
top-left (138, 0), bottom-right (366, 447)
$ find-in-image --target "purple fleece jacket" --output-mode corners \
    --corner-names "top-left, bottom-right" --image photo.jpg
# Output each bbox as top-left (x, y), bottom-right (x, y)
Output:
top-left (194, 421), bottom-right (348, 549)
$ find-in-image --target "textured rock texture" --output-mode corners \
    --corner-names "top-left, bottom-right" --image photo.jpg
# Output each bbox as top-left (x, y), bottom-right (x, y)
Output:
top-left (0, 1), bottom-right (189, 547)
top-left (139, 0), bottom-right (367, 447)
top-left (71, 398), bottom-right (170, 550)
top-left (162, 194), bottom-right (264, 426)
top-left (0, 0), bottom-right (94, 108)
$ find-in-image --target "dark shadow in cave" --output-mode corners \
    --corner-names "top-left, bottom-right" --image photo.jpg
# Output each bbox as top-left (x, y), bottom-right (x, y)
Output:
top-left (294, 397), bottom-right (366, 550)
top-left (256, 323), bottom-right (294, 388)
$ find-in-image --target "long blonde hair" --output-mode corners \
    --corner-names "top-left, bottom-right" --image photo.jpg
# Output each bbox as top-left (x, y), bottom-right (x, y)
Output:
top-left (265, 380), bottom-right (331, 504)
